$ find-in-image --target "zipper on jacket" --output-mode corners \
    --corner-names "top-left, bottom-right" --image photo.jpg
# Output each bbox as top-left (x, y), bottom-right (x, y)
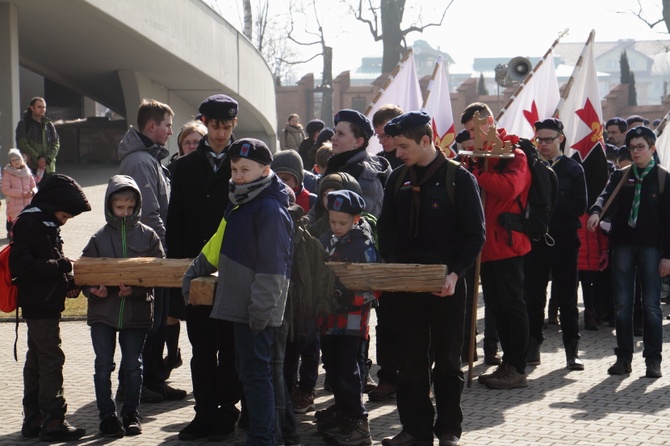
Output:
top-left (117, 218), bottom-right (128, 329)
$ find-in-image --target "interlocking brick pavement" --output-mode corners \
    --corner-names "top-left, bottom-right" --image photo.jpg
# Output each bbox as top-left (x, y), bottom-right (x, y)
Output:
top-left (1, 162), bottom-right (670, 445)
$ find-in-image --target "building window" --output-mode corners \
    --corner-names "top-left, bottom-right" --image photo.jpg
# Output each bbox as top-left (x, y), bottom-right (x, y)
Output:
top-left (351, 96), bottom-right (367, 113)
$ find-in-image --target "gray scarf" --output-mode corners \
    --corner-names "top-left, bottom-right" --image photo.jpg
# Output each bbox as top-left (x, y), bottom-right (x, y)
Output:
top-left (228, 172), bottom-right (274, 205)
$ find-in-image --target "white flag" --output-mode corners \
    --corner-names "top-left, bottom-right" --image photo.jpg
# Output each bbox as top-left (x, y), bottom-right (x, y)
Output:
top-left (497, 52), bottom-right (560, 140)
top-left (655, 116), bottom-right (670, 168)
top-left (422, 56), bottom-right (457, 157)
top-left (365, 51), bottom-right (422, 154)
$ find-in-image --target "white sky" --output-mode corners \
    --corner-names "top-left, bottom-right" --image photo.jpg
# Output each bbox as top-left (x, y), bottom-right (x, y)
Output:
top-left (214, 0), bottom-right (667, 77)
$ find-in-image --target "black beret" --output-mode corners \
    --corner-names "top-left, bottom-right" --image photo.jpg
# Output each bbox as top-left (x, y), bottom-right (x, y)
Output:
top-left (625, 126), bottom-right (656, 147)
top-left (326, 189), bottom-right (366, 215)
top-left (455, 129), bottom-right (471, 144)
top-left (534, 118), bottom-right (564, 134)
top-left (606, 117), bottom-right (627, 129)
top-left (229, 138), bottom-right (272, 166)
top-left (198, 94), bottom-right (238, 120)
top-left (306, 119), bottom-right (326, 135)
top-left (316, 127), bottom-right (334, 147)
top-left (604, 143), bottom-right (619, 157)
top-left (334, 109), bottom-right (374, 139)
top-left (384, 111), bottom-right (432, 137)
top-left (653, 119), bottom-right (662, 127)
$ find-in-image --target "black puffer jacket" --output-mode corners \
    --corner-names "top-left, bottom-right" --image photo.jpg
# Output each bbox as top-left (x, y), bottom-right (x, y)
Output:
top-left (9, 174), bottom-right (90, 319)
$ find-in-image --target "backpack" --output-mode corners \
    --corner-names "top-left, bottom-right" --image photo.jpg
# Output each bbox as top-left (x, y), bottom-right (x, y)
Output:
top-left (0, 243), bottom-right (17, 313)
top-left (499, 138), bottom-right (559, 244)
top-left (286, 218), bottom-right (337, 339)
top-left (393, 158), bottom-right (459, 208)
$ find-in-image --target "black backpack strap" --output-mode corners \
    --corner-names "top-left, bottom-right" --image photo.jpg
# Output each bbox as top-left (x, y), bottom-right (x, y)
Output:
top-left (393, 165), bottom-right (410, 198)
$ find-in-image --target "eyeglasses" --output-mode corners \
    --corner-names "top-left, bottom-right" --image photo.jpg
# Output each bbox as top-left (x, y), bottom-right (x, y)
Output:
top-left (375, 133), bottom-right (392, 140)
top-left (535, 136), bottom-right (559, 145)
top-left (628, 144), bottom-right (648, 152)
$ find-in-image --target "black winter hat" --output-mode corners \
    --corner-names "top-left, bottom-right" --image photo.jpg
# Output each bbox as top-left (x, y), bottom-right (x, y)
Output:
top-left (272, 150), bottom-right (304, 185)
top-left (32, 174), bottom-right (91, 217)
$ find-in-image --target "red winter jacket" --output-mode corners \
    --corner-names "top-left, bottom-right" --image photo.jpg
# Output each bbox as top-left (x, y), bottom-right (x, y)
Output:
top-left (472, 141), bottom-right (532, 262)
top-left (577, 214), bottom-right (608, 271)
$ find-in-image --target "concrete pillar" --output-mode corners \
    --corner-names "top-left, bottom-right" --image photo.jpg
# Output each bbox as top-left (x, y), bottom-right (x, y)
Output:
top-left (0, 3), bottom-right (20, 151)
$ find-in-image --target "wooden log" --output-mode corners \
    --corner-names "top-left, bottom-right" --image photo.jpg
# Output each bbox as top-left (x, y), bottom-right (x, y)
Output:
top-left (188, 262), bottom-right (448, 306)
top-left (74, 257), bottom-right (192, 288)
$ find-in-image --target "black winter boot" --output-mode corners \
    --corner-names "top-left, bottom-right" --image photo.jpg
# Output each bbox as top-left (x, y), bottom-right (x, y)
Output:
top-left (565, 339), bottom-right (584, 371)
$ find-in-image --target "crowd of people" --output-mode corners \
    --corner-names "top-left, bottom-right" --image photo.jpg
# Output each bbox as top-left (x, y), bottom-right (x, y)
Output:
top-left (6, 93), bottom-right (669, 446)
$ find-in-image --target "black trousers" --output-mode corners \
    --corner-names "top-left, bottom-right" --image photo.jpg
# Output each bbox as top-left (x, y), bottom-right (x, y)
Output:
top-left (393, 280), bottom-right (466, 442)
top-left (185, 305), bottom-right (242, 418)
top-left (374, 292), bottom-right (399, 385)
top-left (524, 235), bottom-right (581, 347)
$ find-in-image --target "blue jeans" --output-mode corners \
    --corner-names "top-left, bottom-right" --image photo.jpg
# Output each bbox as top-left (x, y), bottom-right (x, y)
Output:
top-left (612, 243), bottom-right (663, 364)
top-left (234, 322), bottom-right (275, 446)
top-left (91, 323), bottom-right (147, 418)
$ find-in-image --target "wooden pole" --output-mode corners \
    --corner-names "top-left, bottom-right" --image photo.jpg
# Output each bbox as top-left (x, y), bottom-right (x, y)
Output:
top-left (467, 158), bottom-right (488, 387)
top-left (364, 47), bottom-right (414, 116)
top-left (421, 55), bottom-right (443, 109)
top-left (496, 29), bottom-right (569, 122)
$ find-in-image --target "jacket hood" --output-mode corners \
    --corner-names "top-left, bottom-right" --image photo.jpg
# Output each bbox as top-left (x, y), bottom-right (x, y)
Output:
top-left (118, 126), bottom-right (170, 162)
top-left (104, 175), bottom-right (142, 230)
top-left (30, 174), bottom-right (91, 217)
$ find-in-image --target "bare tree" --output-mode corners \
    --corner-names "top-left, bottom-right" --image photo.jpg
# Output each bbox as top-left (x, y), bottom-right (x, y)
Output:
top-left (622, 0), bottom-right (670, 34)
top-left (284, 0), bottom-right (335, 124)
top-left (350, 0), bottom-right (455, 73)
top-left (243, 0), bottom-right (252, 40)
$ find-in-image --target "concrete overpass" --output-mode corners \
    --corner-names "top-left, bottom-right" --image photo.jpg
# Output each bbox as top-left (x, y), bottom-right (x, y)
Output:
top-left (0, 0), bottom-right (278, 155)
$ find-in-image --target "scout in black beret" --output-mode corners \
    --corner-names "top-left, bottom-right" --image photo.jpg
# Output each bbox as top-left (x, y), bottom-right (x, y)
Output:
top-left (384, 111), bottom-right (432, 137)
top-left (625, 126), bottom-right (656, 148)
top-left (198, 94), bottom-right (238, 120)
top-left (326, 189), bottom-right (366, 216)
top-left (306, 119), bottom-right (326, 136)
top-left (606, 117), bottom-right (627, 131)
top-left (455, 128), bottom-right (471, 144)
top-left (334, 109), bottom-right (374, 139)
top-left (228, 138), bottom-right (273, 166)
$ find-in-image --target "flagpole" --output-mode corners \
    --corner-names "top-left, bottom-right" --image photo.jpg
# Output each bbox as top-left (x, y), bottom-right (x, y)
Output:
top-left (365, 47), bottom-right (414, 116)
top-left (495, 29), bottom-right (569, 122)
top-left (553, 29), bottom-right (596, 117)
top-left (654, 109), bottom-right (670, 136)
top-left (421, 56), bottom-right (443, 109)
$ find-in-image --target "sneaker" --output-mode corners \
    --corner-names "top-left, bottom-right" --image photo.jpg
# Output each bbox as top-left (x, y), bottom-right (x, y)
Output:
top-left (438, 433), bottom-right (460, 446)
top-left (382, 430), bottom-right (432, 446)
top-left (292, 389), bottom-right (315, 414)
top-left (140, 386), bottom-right (164, 403)
top-left (164, 384), bottom-right (187, 401)
top-left (484, 365), bottom-right (528, 389)
top-left (646, 362), bottom-right (662, 378)
top-left (363, 374), bottom-right (377, 394)
top-left (607, 359), bottom-right (632, 375)
top-left (122, 411), bottom-right (142, 436)
top-left (477, 363), bottom-right (507, 385)
top-left (324, 417), bottom-right (372, 446)
top-left (99, 414), bottom-right (125, 437)
top-left (179, 414), bottom-right (213, 441)
top-left (39, 419), bottom-right (86, 442)
top-left (368, 381), bottom-right (396, 402)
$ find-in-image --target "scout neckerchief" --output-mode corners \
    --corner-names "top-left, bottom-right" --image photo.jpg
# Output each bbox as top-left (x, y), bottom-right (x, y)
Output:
top-left (628, 158), bottom-right (655, 228)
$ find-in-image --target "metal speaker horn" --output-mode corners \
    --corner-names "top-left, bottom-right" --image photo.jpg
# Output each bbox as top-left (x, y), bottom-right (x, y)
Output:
top-left (507, 57), bottom-right (532, 82)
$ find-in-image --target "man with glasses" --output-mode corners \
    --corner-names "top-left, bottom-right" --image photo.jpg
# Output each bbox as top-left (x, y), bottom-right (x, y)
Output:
top-left (524, 118), bottom-right (587, 371)
top-left (372, 104), bottom-right (405, 170)
top-left (587, 126), bottom-right (670, 379)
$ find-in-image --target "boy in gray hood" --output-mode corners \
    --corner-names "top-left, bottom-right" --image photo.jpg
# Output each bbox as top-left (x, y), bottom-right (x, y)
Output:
top-left (81, 175), bottom-right (164, 438)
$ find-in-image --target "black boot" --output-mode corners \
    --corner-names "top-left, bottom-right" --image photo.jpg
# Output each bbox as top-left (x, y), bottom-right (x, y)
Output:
top-left (483, 338), bottom-right (501, 365)
top-left (164, 323), bottom-right (182, 379)
top-left (565, 339), bottom-right (584, 371)
top-left (526, 337), bottom-right (541, 366)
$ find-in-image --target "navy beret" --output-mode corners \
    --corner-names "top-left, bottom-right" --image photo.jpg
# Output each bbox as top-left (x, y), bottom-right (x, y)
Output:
top-left (306, 119), bottom-right (326, 135)
top-left (606, 117), bottom-right (627, 129)
top-left (455, 129), bottom-right (471, 144)
top-left (604, 143), bottom-right (619, 157)
top-left (229, 138), bottom-right (273, 166)
top-left (625, 126), bottom-right (656, 147)
top-left (198, 94), bottom-right (238, 120)
top-left (334, 109), bottom-right (374, 139)
top-left (326, 189), bottom-right (366, 215)
top-left (534, 118), bottom-right (564, 134)
top-left (316, 127), bottom-right (334, 147)
top-left (384, 111), bottom-right (432, 137)
top-left (626, 115), bottom-right (645, 126)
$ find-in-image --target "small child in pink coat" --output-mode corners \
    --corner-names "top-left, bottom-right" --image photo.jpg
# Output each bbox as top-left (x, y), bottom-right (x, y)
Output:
top-left (2, 148), bottom-right (36, 240)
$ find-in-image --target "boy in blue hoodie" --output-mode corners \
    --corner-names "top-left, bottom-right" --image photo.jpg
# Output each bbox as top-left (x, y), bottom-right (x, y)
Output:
top-left (81, 175), bottom-right (164, 437)
top-left (183, 138), bottom-right (293, 446)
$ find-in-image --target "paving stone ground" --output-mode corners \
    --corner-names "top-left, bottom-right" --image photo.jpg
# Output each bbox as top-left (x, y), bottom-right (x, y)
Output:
top-left (1, 162), bottom-right (670, 445)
